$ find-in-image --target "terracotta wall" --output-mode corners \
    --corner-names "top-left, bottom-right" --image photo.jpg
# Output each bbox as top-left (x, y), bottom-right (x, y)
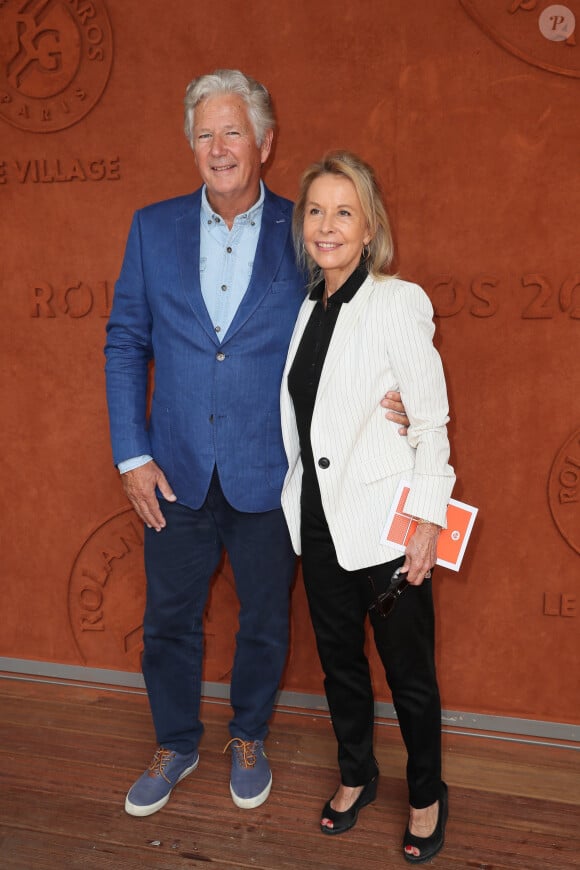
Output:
top-left (1, 0), bottom-right (578, 725)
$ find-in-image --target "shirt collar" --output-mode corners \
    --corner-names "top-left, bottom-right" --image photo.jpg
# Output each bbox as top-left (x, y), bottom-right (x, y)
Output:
top-left (201, 180), bottom-right (265, 226)
top-left (309, 263), bottom-right (368, 303)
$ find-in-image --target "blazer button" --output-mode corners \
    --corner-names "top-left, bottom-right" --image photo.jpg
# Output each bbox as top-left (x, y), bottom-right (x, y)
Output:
top-left (318, 457), bottom-right (330, 469)
top-left (216, 352), bottom-right (226, 362)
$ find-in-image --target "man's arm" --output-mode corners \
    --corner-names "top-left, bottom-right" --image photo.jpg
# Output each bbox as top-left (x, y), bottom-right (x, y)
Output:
top-left (105, 211), bottom-right (176, 531)
top-left (105, 212), bottom-right (155, 461)
top-left (381, 390), bottom-right (409, 435)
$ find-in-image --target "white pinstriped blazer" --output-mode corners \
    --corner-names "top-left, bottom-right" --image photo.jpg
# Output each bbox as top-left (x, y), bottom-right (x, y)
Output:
top-left (280, 274), bottom-right (456, 571)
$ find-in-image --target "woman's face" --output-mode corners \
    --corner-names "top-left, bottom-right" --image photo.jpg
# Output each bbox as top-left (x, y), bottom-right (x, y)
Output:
top-left (303, 174), bottom-right (371, 290)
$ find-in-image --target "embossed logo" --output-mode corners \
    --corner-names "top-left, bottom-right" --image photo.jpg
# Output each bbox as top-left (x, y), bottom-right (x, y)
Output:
top-left (68, 508), bottom-right (238, 675)
top-left (68, 509), bottom-right (146, 669)
top-left (460, 0), bottom-right (580, 78)
top-left (0, 0), bottom-right (113, 133)
top-left (548, 429), bottom-right (580, 555)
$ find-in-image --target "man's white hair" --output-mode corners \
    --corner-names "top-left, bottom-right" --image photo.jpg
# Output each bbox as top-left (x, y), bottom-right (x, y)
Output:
top-left (184, 69), bottom-right (275, 146)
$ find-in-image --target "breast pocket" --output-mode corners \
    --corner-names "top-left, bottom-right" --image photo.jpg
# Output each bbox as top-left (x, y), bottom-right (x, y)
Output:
top-left (270, 279), bottom-right (293, 294)
top-left (258, 279), bottom-right (298, 310)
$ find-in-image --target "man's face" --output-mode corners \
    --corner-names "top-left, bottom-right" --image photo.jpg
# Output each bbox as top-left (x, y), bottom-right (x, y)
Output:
top-left (192, 94), bottom-right (272, 212)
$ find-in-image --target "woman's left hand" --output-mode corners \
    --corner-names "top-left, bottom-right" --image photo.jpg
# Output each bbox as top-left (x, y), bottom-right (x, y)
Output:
top-left (401, 522), bottom-right (441, 585)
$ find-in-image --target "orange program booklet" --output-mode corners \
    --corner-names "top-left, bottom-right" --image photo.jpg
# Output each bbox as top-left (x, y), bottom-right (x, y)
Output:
top-left (381, 481), bottom-right (478, 571)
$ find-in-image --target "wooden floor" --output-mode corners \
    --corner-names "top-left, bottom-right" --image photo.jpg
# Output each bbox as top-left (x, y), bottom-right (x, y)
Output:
top-left (1, 678), bottom-right (579, 869)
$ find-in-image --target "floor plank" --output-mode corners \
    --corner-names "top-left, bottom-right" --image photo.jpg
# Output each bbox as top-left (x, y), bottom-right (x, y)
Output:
top-left (0, 678), bottom-right (578, 868)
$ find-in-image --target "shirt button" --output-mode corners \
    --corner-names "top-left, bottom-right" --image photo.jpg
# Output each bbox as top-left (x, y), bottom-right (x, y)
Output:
top-left (318, 457), bottom-right (330, 469)
top-left (250, 221), bottom-right (255, 226)
top-left (226, 246), bottom-right (232, 253)
top-left (207, 219), bottom-right (212, 224)
top-left (216, 352), bottom-right (225, 362)
top-left (221, 284), bottom-right (227, 291)
top-left (215, 326), bottom-right (221, 333)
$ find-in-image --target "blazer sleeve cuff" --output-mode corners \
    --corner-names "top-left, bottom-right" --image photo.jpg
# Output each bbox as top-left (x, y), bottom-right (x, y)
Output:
top-left (404, 471), bottom-right (456, 529)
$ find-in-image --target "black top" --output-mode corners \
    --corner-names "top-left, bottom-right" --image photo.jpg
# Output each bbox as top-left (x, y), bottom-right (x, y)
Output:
top-left (287, 265), bottom-right (368, 512)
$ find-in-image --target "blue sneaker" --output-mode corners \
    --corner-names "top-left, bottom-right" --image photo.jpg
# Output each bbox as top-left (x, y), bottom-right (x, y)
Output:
top-left (125, 747), bottom-right (199, 817)
top-left (225, 738), bottom-right (272, 809)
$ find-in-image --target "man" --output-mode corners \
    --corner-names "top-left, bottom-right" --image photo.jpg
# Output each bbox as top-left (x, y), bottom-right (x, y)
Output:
top-left (105, 69), bottom-right (407, 818)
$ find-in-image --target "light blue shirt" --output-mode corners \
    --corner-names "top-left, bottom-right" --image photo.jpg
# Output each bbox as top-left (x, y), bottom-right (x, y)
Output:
top-left (199, 181), bottom-right (264, 340)
top-left (118, 182), bottom-right (265, 474)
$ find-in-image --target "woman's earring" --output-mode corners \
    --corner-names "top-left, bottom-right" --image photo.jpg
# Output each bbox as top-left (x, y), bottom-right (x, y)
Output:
top-left (362, 244), bottom-right (371, 261)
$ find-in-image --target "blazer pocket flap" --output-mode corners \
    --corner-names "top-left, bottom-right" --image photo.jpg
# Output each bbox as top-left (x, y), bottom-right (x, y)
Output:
top-left (359, 454), bottom-right (413, 484)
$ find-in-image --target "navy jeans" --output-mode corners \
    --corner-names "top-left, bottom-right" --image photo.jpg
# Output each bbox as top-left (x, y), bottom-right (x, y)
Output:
top-left (141, 470), bottom-right (296, 754)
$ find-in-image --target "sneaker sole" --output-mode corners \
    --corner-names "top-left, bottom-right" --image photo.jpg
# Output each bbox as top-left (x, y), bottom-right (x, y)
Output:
top-left (230, 772), bottom-right (273, 810)
top-left (125, 754), bottom-right (199, 817)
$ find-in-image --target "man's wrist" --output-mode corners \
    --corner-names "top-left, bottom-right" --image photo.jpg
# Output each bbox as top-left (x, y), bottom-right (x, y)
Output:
top-left (118, 454), bottom-right (153, 474)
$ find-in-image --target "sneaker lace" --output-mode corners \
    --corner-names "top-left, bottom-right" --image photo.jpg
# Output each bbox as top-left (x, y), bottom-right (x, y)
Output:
top-left (148, 747), bottom-right (175, 782)
top-left (223, 738), bottom-right (259, 768)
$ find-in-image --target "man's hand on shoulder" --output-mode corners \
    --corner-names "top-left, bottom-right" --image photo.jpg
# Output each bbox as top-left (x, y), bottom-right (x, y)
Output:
top-left (121, 460), bottom-right (176, 532)
top-left (381, 390), bottom-right (409, 435)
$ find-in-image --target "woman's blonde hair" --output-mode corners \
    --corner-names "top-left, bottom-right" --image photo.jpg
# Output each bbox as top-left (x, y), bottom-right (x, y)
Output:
top-left (292, 150), bottom-right (395, 286)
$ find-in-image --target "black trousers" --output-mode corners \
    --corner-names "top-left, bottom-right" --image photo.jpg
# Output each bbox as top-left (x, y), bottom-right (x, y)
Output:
top-left (300, 494), bottom-right (442, 809)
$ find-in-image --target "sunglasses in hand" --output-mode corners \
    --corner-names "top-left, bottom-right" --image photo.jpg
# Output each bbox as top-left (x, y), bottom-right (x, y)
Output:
top-left (367, 568), bottom-right (409, 618)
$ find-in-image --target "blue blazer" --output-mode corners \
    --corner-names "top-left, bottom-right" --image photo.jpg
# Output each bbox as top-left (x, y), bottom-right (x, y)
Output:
top-left (105, 185), bottom-right (305, 512)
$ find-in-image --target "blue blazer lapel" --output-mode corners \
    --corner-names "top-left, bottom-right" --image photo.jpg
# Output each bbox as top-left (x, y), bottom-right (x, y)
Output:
top-left (223, 186), bottom-right (293, 340)
top-left (175, 190), bottom-right (218, 342)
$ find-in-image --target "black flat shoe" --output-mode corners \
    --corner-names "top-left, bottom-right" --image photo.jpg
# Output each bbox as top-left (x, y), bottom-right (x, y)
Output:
top-left (403, 781), bottom-right (448, 864)
top-left (320, 777), bottom-right (378, 835)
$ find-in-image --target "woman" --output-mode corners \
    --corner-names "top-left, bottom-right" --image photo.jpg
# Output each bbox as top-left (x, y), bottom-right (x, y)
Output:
top-left (280, 151), bottom-right (455, 863)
